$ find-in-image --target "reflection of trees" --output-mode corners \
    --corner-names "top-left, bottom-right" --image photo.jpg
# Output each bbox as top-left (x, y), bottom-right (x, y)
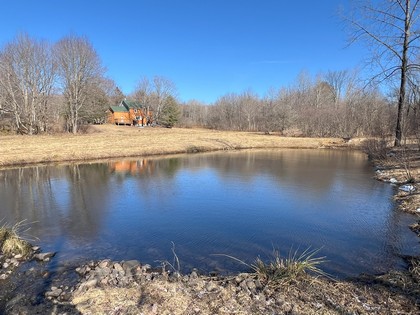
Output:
top-left (0, 163), bottom-right (112, 240)
top-left (0, 166), bottom-right (63, 236)
top-left (175, 150), bottom-right (368, 197)
top-left (63, 163), bottom-right (111, 238)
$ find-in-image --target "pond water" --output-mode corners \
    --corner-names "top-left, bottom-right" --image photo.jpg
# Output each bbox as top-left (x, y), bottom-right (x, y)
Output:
top-left (0, 149), bottom-right (418, 278)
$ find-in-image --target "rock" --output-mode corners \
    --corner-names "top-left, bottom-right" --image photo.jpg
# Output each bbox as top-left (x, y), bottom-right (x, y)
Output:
top-left (14, 254), bottom-right (23, 260)
top-left (32, 246), bottom-right (40, 252)
top-left (33, 252), bottom-right (56, 262)
top-left (246, 280), bottom-right (257, 291)
top-left (113, 262), bottom-right (124, 272)
top-left (94, 266), bottom-right (111, 278)
top-left (190, 270), bottom-right (198, 279)
top-left (2, 263), bottom-right (9, 269)
top-left (78, 279), bottom-right (98, 291)
top-left (399, 184), bottom-right (416, 193)
top-left (205, 282), bottom-right (218, 292)
top-left (416, 208), bottom-right (420, 213)
top-left (389, 178), bottom-right (398, 184)
top-left (45, 288), bottom-right (62, 298)
top-left (98, 260), bottom-right (111, 268)
top-left (122, 260), bottom-right (141, 274)
top-left (0, 274), bottom-right (8, 280)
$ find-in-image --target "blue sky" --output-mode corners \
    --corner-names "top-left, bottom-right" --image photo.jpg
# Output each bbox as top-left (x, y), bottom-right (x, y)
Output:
top-left (0, 0), bottom-right (365, 103)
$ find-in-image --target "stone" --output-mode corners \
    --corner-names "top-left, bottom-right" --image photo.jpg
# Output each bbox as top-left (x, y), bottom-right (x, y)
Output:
top-left (14, 254), bottom-right (23, 260)
top-left (246, 280), bottom-right (257, 291)
top-left (122, 260), bottom-right (141, 274)
top-left (205, 282), bottom-right (218, 292)
top-left (113, 262), bottom-right (124, 272)
top-left (98, 260), bottom-right (111, 268)
top-left (399, 184), bottom-right (416, 193)
top-left (79, 279), bottom-right (98, 290)
top-left (389, 178), bottom-right (398, 184)
top-left (2, 263), bottom-right (9, 269)
top-left (33, 252), bottom-right (56, 262)
top-left (93, 266), bottom-right (111, 279)
top-left (45, 288), bottom-right (62, 298)
top-left (0, 274), bottom-right (8, 280)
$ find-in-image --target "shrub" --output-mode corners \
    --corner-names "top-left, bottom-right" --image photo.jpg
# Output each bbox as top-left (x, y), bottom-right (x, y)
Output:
top-left (361, 138), bottom-right (389, 160)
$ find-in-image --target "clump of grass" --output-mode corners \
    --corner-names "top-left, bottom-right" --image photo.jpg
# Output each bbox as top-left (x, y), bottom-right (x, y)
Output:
top-left (0, 220), bottom-right (33, 257)
top-left (214, 247), bottom-right (329, 287)
top-left (252, 247), bottom-right (329, 286)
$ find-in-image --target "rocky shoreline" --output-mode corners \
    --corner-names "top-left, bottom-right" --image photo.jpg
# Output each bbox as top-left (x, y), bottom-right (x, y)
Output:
top-left (1, 250), bottom-right (419, 314)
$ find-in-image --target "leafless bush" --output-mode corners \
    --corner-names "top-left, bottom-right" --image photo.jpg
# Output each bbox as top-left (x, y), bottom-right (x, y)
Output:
top-left (282, 128), bottom-right (304, 137)
top-left (361, 138), bottom-right (389, 160)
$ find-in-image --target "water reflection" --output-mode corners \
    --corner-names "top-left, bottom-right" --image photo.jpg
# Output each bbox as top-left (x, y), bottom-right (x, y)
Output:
top-left (0, 149), bottom-right (418, 278)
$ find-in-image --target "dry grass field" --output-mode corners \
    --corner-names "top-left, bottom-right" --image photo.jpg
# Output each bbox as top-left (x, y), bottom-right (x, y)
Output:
top-left (0, 124), bottom-right (347, 168)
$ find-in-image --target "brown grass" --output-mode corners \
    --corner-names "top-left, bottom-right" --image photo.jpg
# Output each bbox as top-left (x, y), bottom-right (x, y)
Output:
top-left (0, 221), bottom-right (32, 257)
top-left (0, 125), bottom-right (346, 168)
top-left (72, 272), bottom-right (420, 315)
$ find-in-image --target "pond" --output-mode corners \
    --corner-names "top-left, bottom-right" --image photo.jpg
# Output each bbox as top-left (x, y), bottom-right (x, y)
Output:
top-left (0, 149), bottom-right (418, 278)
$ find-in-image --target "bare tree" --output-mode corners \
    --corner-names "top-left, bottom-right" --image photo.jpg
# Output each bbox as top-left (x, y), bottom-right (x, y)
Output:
top-left (132, 77), bottom-right (151, 105)
top-left (0, 34), bottom-right (56, 134)
top-left (55, 35), bottom-right (104, 133)
top-left (348, 0), bottom-right (420, 146)
top-left (132, 76), bottom-right (177, 124)
top-left (151, 76), bottom-right (177, 122)
top-left (325, 70), bottom-right (349, 108)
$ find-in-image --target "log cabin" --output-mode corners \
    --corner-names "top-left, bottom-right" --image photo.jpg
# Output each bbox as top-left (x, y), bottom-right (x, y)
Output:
top-left (107, 100), bottom-right (152, 126)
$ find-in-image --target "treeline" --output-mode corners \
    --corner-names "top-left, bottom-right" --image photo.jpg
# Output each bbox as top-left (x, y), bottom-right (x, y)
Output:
top-left (1, 34), bottom-right (419, 139)
top-left (0, 33), bottom-right (125, 134)
top-left (180, 70), bottom-right (419, 138)
top-left (0, 33), bottom-right (182, 134)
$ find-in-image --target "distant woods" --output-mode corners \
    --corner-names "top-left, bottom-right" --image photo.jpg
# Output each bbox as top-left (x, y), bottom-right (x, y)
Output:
top-left (179, 69), bottom-right (418, 139)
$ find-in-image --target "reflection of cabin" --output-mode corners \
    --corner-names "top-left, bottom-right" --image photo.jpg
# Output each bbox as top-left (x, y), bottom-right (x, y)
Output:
top-left (109, 159), bottom-right (154, 177)
top-left (107, 100), bottom-right (152, 126)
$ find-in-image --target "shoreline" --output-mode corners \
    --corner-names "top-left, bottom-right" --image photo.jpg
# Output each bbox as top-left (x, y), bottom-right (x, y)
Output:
top-left (0, 126), bottom-right (419, 314)
top-left (0, 125), bottom-right (350, 169)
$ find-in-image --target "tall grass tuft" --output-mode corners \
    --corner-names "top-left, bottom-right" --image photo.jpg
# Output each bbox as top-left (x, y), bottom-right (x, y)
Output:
top-left (252, 247), bottom-right (329, 286)
top-left (214, 247), bottom-right (329, 287)
top-left (0, 220), bottom-right (33, 257)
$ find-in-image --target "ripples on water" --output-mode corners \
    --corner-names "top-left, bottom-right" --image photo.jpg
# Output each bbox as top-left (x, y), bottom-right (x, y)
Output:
top-left (0, 149), bottom-right (418, 278)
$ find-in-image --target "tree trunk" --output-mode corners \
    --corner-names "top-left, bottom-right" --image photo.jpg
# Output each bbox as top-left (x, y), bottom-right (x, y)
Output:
top-left (395, 0), bottom-right (411, 147)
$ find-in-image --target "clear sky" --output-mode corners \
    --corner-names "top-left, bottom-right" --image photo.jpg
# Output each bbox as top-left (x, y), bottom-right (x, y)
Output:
top-left (0, 0), bottom-right (365, 104)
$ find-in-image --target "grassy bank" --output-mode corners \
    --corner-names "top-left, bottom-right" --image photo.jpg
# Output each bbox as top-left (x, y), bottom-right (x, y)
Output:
top-left (0, 125), bottom-right (347, 168)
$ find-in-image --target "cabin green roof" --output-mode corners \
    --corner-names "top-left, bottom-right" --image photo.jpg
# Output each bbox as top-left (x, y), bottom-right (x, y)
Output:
top-left (123, 100), bottom-right (144, 109)
top-left (110, 106), bottom-right (128, 113)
